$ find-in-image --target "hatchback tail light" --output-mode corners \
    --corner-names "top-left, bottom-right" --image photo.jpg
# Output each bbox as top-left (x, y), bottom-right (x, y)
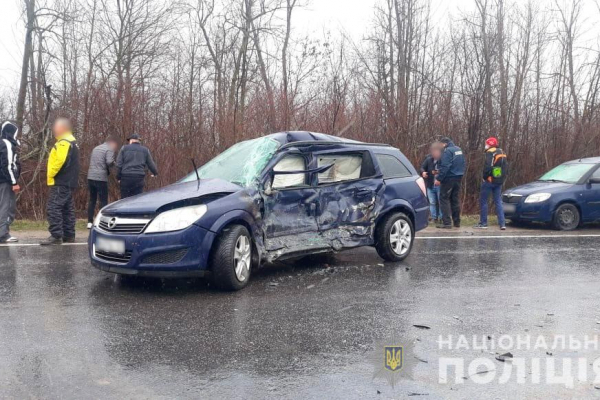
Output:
top-left (416, 177), bottom-right (427, 197)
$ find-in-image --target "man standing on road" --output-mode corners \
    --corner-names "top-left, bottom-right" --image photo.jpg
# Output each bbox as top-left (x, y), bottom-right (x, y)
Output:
top-left (420, 142), bottom-right (443, 223)
top-left (435, 137), bottom-right (465, 229)
top-left (41, 118), bottom-right (80, 245)
top-left (116, 134), bottom-right (158, 198)
top-left (0, 121), bottom-right (21, 244)
top-left (86, 135), bottom-right (118, 229)
top-left (475, 137), bottom-right (508, 230)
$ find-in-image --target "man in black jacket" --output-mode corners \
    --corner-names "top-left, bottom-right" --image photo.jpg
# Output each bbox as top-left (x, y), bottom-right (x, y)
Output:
top-left (420, 142), bottom-right (443, 222)
top-left (116, 134), bottom-right (158, 198)
top-left (0, 121), bottom-right (21, 243)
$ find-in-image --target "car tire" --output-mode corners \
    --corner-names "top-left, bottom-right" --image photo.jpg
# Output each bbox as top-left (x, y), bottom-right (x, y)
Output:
top-left (375, 212), bottom-right (414, 262)
top-left (210, 225), bottom-right (252, 291)
top-left (552, 203), bottom-right (580, 231)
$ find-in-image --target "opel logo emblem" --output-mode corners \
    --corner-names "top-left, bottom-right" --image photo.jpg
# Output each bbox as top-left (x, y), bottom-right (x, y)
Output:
top-left (108, 217), bottom-right (117, 229)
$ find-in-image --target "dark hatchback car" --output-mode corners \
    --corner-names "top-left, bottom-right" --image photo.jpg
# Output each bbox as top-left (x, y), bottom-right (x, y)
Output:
top-left (89, 132), bottom-right (429, 290)
top-left (503, 157), bottom-right (600, 230)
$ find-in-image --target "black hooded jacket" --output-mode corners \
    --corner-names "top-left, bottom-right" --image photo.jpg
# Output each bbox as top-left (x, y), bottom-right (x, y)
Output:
top-left (0, 122), bottom-right (20, 185)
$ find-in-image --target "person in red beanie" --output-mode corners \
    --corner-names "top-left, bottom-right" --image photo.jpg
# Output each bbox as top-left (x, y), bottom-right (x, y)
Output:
top-left (475, 137), bottom-right (508, 230)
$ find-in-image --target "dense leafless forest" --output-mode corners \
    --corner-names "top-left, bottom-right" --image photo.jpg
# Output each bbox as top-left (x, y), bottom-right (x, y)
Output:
top-left (2, 0), bottom-right (600, 218)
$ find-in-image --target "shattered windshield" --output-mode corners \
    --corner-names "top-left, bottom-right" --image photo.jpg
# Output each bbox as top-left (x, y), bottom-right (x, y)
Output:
top-left (181, 137), bottom-right (280, 187)
top-left (538, 163), bottom-right (594, 184)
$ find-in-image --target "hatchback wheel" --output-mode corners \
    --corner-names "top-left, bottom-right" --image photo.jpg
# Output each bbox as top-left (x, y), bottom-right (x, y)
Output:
top-left (375, 212), bottom-right (414, 262)
top-left (210, 225), bottom-right (252, 290)
top-left (552, 204), bottom-right (580, 231)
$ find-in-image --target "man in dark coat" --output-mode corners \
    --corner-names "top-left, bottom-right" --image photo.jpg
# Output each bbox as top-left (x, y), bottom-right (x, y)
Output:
top-left (0, 121), bottom-right (21, 243)
top-left (116, 134), bottom-right (158, 198)
top-left (435, 137), bottom-right (466, 229)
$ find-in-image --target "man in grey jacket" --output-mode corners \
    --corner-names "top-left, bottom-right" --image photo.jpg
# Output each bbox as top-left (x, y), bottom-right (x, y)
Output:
top-left (116, 134), bottom-right (158, 198)
top-left (87, 136), bottom-right (117, 228)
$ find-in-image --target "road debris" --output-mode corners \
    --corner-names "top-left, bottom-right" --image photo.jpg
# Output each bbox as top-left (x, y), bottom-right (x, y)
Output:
top-left (413, 324), bottom-right (431, 330)
top-left (495, 352), bottom-right (513, 362)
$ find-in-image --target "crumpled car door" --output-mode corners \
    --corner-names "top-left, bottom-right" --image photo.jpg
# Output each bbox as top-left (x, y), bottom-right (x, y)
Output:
top-left (260, 154), bottom-right (321, 254)
top-left (313, 151), bottom-right (385, 248)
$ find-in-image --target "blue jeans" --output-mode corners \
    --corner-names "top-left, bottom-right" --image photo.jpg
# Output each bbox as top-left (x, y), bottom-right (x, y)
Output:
top-left (480, 181), bottom-right (505, 226)
top-left (427, 186), bottom-right (442, 219)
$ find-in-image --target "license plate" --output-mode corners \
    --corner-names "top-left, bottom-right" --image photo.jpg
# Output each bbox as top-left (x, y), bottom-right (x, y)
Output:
top-left (96, 237), bottom-right (125, 254)
top-left (503, 203), bottom-right (516, 214)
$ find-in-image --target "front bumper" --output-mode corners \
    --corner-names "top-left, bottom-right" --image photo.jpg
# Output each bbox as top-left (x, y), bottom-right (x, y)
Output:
top-left (88, 224), bottom-right (216, 277)
top-left (502, 200), bottom-right (553, 222)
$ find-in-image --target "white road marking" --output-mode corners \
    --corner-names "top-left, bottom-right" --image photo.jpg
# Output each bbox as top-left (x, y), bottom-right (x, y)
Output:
top-left (0, 243), bottom-right (88, 247)
top-left (416, 234), bottom-right (600, 240)
top-left (1, 234), bottom-right (599, 248)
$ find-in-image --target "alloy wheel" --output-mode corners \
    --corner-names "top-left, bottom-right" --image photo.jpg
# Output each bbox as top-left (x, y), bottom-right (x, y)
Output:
top-left (234, 235), bottom-right (251, 282)
top-left (390, 219), bottom-right (412, 256)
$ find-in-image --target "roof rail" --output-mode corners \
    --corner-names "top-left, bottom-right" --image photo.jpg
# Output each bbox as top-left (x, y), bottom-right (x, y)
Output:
top-left (278, 140), bottom-right (391, 151)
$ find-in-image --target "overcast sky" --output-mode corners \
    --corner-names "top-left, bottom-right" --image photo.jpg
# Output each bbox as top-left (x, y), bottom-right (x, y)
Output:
top-left (1, 0), bottom-right (598, 93)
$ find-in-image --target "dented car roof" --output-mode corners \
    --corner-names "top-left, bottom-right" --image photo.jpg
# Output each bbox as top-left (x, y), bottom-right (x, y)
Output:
top-left (267, 131), bottom-right (365, 146)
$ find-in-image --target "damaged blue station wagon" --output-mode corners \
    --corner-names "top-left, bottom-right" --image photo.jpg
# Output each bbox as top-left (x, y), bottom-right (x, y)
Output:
top-left (89, 132), bottom-right (429, 290)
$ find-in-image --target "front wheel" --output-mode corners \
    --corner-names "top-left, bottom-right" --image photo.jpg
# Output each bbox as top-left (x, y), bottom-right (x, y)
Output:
top-left (210, 225), bottom-right (252, 291)
top-left (375, 212), bottom-right (414, 262)
top-left (552, 204), bottom-right (580, 231)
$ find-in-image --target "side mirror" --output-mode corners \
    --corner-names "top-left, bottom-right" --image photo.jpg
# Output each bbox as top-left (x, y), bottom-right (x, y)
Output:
top-left (589, 177), bottom-right (600, 184)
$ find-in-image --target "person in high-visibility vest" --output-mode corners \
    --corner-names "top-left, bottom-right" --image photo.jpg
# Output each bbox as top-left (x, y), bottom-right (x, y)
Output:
top-left (475, 137), bottom-right (508, 230)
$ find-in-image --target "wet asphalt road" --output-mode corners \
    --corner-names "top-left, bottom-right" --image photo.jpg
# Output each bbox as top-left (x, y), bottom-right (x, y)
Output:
top-left (1, 235), bottom-right (600, 399)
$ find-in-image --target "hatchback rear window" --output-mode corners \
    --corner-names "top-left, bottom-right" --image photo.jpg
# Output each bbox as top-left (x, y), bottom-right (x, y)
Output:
top-left (376, 154), bottom-right (412, 178)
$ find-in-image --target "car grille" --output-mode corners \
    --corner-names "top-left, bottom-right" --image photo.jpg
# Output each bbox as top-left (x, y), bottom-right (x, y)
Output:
top-left (95, 249), bottom-right (133, 264)
top-left (502, 194), bottom-right (523, 204)
top-left (98, 216), bottom-right (151, 234)
top-left (142, 248), bottom-right (189, 265)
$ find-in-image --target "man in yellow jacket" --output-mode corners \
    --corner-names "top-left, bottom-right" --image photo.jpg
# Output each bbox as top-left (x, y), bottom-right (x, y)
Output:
top-left (41, 118), bottom-right (80, 245)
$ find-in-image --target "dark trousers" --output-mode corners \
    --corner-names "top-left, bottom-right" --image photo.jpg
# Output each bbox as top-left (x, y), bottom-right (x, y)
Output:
top-left (87, 180), bottom-right (108, 223)
top-left (440, 177), bottom-right (462, 227)
top-left (120, 175), bottom-right (145, 199)
top-left (0, 182), bottom-right (16, 240)
top-left (480, 181), bottom-right (506, 227)
top-left (47, 186), bottom-right (76, 239)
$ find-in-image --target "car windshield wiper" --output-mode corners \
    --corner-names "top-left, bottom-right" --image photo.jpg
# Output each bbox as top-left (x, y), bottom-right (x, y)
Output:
top-left (537, 179), bottom-right (568, 183)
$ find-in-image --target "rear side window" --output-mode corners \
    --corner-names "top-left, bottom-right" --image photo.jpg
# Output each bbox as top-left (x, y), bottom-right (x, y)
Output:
top-left (272, 155), bottom-right (306, 189)
top-left (317, 154), bottom-right (363, 184)
top-left (376, 154), bottom-right (412, 178)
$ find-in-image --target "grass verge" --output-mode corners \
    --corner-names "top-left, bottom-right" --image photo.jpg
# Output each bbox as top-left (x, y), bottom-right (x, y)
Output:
top-left (12, 219), bottom-right (89, 232)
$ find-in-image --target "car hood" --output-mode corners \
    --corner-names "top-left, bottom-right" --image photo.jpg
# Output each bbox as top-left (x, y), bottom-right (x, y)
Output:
top-left (504, 181), bottom-right (573, 196)
top-left (102, 179), bottom-right (242, 215)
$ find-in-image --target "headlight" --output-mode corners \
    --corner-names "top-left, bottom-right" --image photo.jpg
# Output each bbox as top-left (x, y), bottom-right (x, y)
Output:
top-left (525, 193), bottom-right (551, 203)
top-left (93, 210), bottom-right (103, 227)
top-left (145, 204), bottom-right (208, 233)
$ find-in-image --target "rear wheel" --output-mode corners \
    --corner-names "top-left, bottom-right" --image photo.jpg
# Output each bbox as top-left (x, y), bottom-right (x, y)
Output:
top-left (375, 212), bottom-right (414, 262)
top-left (210, 225), bottom-right (252, 290)
top-left (552, 204), bottom-right (580, 231)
